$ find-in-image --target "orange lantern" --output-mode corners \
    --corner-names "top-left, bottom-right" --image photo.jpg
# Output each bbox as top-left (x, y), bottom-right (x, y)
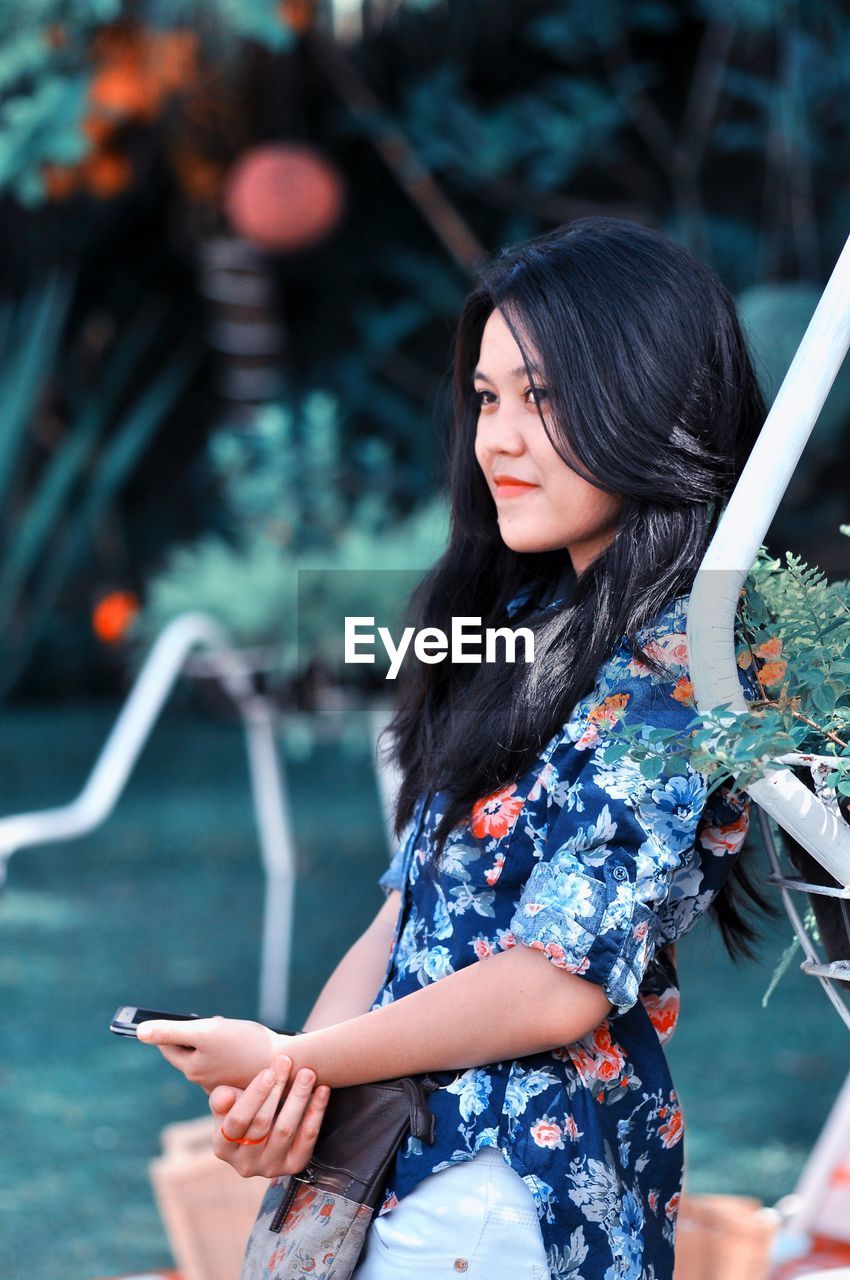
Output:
top-left (223, 143), bottom-right (346, 252)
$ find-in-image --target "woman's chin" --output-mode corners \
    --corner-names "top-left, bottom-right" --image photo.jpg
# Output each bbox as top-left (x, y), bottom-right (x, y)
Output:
top-left (498, 532), bottom-right (570, 557)
top-left (495, 519), bottom-right (564, 556)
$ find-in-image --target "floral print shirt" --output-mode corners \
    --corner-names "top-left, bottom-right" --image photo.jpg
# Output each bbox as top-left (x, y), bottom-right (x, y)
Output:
top-left (370, 591), bottom-right (757, 1280)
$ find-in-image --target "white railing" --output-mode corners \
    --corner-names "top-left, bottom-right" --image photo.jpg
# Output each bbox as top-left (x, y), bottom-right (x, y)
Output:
top-left (688, 231), bottom-right (850, 879)
top-left (687, 229), bottom-right (850, 1022)
top-left (0, 614), bottom-right (296, 1029)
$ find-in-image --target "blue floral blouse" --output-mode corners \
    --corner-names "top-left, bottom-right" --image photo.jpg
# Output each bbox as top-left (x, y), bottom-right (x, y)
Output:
top-left (369, 590), bottom-right (758, 1280)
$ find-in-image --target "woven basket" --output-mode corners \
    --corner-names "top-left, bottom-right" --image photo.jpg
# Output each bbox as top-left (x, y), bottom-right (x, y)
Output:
top-left (673, 1191), bottom-right (779, 1280)
top-left (149, 1115), bottom-right (265, 1280)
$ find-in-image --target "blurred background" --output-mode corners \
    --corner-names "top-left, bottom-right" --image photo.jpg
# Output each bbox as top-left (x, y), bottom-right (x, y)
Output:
top-left (0, 0), bottom-right (848, 1276)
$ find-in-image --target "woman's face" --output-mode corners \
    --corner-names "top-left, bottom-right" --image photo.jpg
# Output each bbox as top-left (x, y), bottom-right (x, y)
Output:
top-left (473, 308), bottom-right (622, 573)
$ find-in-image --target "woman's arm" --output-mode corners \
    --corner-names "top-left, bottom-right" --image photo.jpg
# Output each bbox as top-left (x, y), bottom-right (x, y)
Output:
top-left (300, 891), bottom-right (401, 1032)
top-left (280, 942), bottom-right (613, 1087)
top-left (138, 942), bottom-right (613, 1090)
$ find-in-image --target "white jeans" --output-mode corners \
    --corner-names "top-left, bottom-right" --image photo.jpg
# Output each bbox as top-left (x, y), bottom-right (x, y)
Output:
top-left (351, 1146), bottom-right (550, 1280)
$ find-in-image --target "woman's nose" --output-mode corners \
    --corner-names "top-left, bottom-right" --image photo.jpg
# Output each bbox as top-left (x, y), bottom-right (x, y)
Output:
top-left (479, 408), bottom-right (526, 456)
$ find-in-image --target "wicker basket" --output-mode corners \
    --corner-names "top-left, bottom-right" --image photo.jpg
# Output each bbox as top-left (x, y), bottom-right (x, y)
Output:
top-left (149, 1115), bottom-right (265, 1280)
top-left (673, 1191), bottom-right (780, 1280)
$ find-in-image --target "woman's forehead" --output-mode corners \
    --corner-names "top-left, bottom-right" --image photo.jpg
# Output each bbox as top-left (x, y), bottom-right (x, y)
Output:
top-left (476, 309), bottom-right (543, 379)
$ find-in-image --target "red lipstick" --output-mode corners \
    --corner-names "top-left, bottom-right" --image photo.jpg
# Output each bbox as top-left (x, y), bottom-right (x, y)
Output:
top-left (493, 473), bottom-right (538, 497)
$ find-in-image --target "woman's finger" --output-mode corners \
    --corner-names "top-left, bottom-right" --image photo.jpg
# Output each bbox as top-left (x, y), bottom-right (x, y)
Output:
top-left (209, 1084), bottom-right (241, 1117)
top-left (213, 1071), bottom-right (275, 1150)
top-left (244, 1074), bottom-right (287, 1141)
top-left (245, 1055), bottom-right (295, 1139)
top-left (157, 1045), bottom-right (195, 1072)
top-left (265, 1066), bottom-right (318, 1156)
top-left (214, 1058), bottom-right (293, 1147)
top-left (136, 1018), bottom-right (207, 1048)
top-left (211, 1068), bottom-right (328, 1179)
top-left (280, 1085), bottom-right (331, 1172)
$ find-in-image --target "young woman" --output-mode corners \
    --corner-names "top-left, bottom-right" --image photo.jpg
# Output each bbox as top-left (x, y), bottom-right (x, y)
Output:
top-left (138, 217), bottom-right (779, 1279)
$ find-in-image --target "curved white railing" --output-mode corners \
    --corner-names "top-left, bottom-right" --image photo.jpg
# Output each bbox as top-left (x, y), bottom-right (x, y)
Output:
top-left (0, 615), bottom-right (229, 867)
top-left (687, 230), bottom-right (850, 886)
top-left (0, 613), bottom-right (296, 1028)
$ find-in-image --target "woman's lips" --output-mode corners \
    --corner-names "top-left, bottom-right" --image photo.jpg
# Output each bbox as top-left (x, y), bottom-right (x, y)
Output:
top-left (494, 476), bottom-right (538, 498)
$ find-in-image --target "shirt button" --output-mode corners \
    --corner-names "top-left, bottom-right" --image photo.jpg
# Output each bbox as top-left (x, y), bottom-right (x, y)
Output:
top-left (453, 1261), bottom-right (469, 1273)
top-left (612, 865), bottom-right (628, 881)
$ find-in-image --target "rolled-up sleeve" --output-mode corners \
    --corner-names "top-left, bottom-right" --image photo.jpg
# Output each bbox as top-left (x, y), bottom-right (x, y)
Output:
top-left (378, 807), bottom-right (420, 897)
top-left (378, 842), bottom-right (406, 896)
top-left (509, 643), bottom-right (713, 1018)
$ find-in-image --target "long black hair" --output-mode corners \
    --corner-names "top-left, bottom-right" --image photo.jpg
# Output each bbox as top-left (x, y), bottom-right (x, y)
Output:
top-left (384, 216), bottom-right (779, 961)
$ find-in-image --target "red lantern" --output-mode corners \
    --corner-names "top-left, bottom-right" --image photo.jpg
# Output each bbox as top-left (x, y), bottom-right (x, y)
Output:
top-left (223, 143), bottom-right (346, 252)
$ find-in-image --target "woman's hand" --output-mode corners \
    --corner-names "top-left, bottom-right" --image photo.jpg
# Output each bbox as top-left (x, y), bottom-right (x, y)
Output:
top-left (209, 1055), bottom-right (331, 1178)
top-left (136, 1016), bottom-right (291, 1092)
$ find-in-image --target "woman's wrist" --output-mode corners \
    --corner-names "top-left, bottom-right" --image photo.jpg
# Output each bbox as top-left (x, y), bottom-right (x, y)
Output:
top-left (268, 1028), bottom-right (308, 1070)
top-left (274, 1028), bottom-right (331, 1083)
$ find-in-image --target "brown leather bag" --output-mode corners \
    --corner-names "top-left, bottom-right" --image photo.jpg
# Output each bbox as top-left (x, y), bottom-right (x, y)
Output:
top-left (240, 1075), bottom-right (439, 1280)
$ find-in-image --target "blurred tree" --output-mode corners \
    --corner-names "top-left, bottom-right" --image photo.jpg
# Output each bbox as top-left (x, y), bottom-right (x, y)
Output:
top-left (133, 391), bottom-right (450, 697)
top-left (0, 0), bottom-right (847, 696)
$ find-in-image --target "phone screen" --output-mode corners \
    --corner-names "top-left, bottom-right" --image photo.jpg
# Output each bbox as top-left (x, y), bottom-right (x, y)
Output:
top-left (110, 1005), bottom-right (201, 1037)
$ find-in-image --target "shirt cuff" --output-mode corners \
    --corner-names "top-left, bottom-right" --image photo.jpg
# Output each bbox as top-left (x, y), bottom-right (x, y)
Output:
top-left (509, 859), bottom-right (657, 1017)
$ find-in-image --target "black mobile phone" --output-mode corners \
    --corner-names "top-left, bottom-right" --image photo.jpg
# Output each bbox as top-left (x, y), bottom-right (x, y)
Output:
top-left (109, 1005), bottom-right (201, 1038)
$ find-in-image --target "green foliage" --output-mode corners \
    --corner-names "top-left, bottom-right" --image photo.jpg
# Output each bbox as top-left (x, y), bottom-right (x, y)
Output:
top-left (400, 63), bottom-right (625, 192)
top-left (759, 903), bottom-right (818, 1009)
top-left (0, 278), bottom-right (201, 698)
top-left (747, 547), bottom-right (850, 764)
top-left (598, 543), bottom-right (850, 800)
top-left (140, 0), bottom-right (295, 46)
top-left (598, 540), bottom-right (850, 1004)
top-left (0, 4), bottom-right (113, 206)
top-left (0, 272), bottom-right (73, 507)
top-left (0, 1), bottom-right (292, 206)
top-left (380, 0), bottom-right (850, 298)
top-left (134, 393), bottom-right (450, 679)
top-left (0, 74), bottom-right (90, 207)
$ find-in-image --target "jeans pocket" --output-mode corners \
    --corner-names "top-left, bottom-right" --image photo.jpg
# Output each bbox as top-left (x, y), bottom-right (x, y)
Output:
top-left (463, 1207), bottom-right (549, 1279)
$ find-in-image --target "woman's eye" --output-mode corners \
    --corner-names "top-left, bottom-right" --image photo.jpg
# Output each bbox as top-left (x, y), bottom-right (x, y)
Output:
top-left (473, 387), bottom-right (547, 408)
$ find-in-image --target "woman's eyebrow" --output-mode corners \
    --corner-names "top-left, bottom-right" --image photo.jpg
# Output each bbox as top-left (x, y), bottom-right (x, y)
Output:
top-left (473, 362), bottom-right (544, 383)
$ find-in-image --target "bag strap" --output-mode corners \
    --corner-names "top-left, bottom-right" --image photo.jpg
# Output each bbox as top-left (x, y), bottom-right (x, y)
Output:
top-left (399, 1076), bottom-right (436, 1145)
